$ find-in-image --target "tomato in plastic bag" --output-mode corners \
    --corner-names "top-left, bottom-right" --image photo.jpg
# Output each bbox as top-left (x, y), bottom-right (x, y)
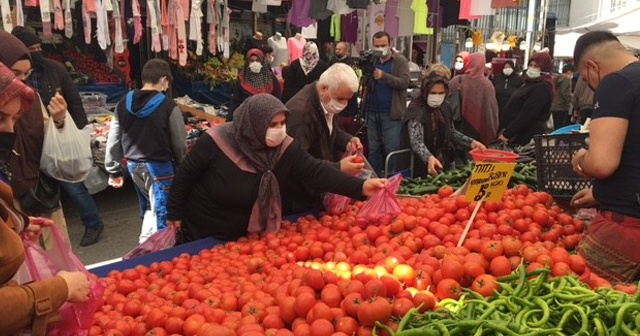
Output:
top-left (356, 173), bottom-right (403, 227)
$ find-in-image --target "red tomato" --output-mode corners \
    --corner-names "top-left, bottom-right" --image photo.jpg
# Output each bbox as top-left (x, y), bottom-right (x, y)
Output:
top-left (470, 274), bottom-right (500, 297)
top-left (412, 291), bottom-right (436, 312)
top-left (480, 240), bottom-right (504, 260)
top-left (357, 297), bottom-right (392, 326)
top-left (436, 279), bottom-right (462, 300)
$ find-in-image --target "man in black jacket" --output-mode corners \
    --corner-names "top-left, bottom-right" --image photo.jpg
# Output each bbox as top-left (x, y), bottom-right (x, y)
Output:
top-left (12, 26), bottom-right (105, 247)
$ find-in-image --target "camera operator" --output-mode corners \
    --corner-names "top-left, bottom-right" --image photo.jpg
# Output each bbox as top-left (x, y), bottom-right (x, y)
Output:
top-left (363, 31), bottom-right (410, 176)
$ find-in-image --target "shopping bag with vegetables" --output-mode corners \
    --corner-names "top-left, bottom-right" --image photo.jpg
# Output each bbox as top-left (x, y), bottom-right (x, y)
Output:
top-left (356, 173), bottom-right (403, 227)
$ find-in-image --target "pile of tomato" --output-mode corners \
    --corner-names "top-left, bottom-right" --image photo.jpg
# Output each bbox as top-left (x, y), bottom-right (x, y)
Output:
top-left (87, 185), bottom-right (600, 336)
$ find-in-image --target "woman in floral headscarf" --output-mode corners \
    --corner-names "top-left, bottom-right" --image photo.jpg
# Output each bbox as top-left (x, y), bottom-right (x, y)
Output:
top-left (281, 42), bottom-right (328, 103)
top-left (227, 48), bottom-right (281, 121)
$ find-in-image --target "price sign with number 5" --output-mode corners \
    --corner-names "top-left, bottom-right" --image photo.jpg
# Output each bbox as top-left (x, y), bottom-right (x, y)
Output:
top-left (464, 162), bottom-right (516, 203)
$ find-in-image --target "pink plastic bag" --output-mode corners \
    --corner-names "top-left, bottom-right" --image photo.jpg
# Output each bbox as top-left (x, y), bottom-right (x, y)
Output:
top-left (356, 173), bottom-right (403, 227)
top-left (123, 226), bottom-right (177, 260)
top-left (22, 225), bottom-right (105, 336)
top-left (323, 148), bottom-right (377, 215)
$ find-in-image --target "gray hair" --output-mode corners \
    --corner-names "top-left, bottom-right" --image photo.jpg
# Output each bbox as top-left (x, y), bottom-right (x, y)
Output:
top-left (318, 63), bottom-right (359, 93)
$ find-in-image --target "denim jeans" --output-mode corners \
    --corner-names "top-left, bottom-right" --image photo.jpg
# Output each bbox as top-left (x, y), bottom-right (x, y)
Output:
top-left (59, 181), bottom-right (103, 229)
top-left (367, 110), bottom-right (402, 177)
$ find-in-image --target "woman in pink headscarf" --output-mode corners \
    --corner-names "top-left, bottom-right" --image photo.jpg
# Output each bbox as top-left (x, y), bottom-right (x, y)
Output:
top-left (281, 42), bottom-right (328, 103)
top-left (452, 51), bottom-right (470, 76)
top-left (448, 52), bottom-right (499, 145)
top-left (498, 52), bottom-right (554, 146)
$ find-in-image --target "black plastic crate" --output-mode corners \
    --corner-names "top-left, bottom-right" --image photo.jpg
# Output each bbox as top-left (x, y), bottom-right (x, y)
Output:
top-left (534, 133), bottom-right (592, 200)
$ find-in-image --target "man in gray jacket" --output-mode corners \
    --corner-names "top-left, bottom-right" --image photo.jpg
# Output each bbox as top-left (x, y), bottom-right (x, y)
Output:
top-left (364, 31), bottom-right (410, 176)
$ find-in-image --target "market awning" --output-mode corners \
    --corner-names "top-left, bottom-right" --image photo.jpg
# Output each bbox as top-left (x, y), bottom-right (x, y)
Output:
top-left (558, 4), bottom-right (640, 49)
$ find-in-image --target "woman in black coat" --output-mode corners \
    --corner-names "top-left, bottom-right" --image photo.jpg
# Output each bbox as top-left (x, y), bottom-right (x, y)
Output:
top-left (493, 60), bottom-right (524, 118)
top-left (281, 42), bottom-right (328, 103)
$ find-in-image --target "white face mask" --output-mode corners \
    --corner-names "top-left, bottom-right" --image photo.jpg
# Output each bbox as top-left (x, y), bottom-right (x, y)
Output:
top-left (503, 68), bottom-right (513, 76)
top-left (375, 47), bottom-right (389, 57)
top-left (454, 61), bottom-right (464, 71)
top-left (249, 62), bottom-right (263, 74)
top-left (322, 95), bottom-right (348, 114)
top-left (427, 93), bottom-right (446, 108)
top-left (265, 126), bottom-right (287, 147)
top-left (526, 67), bottom-right (541, 79)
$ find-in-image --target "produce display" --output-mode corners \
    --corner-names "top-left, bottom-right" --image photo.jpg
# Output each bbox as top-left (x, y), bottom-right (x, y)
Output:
top-left (47, 47), bottom-right (122, 84)
top-left (389, 266), bottom-right (640, 335)
top-left (398, 162), bottom-right (538, 196)
top-left (79, 185), bottom-right (629, 336)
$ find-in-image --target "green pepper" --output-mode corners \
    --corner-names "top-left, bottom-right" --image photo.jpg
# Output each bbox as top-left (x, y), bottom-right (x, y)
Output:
top-left (612, 303), bottom-right (640, 336)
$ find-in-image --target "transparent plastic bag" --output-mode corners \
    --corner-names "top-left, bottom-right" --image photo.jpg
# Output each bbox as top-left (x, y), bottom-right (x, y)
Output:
top-left (22, 223), bottom-right (105, 335)
top-left (323, 148), bottom-right (377, 215)
top-left (356, 173), bottom-right (403, 227)
top-left (123, 226), bottom-right (177, 260)
top-left (40, 112), bottom-right (93, 183)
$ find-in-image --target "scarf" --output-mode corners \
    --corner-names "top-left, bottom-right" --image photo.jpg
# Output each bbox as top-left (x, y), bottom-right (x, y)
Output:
top-left (299, 42), bottom-right (319, 75)
top-left (526, 51), bottom-right (556, 96)
top-left (239, 49), bottom-right (274, 96)
top-left (0, 32), bottom-right (44, 198)
top-left (450, 52), bottom-right (499, 144)
top-left (207, 94), bottom-right (291, 234)
top-left (406, 73), bottom-right (453, 164)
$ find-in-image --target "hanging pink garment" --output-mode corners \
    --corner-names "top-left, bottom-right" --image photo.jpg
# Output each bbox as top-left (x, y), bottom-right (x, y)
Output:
top-left (207, 0), bottom-right (216, 55)
top-left (132, 0), bottom-right (143, 44)
top-left (85, 0), bottom-right (96, 12)
top-left (174, 0), bottom-right (187, 65)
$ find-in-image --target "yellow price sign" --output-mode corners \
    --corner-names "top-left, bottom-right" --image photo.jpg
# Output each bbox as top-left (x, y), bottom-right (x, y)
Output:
top-left (465, 162), bottom-right (516, 202)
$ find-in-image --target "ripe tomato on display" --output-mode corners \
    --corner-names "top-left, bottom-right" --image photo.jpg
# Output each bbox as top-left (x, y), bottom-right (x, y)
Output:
top-left (436, 279), bottom-right (462, 300)
top-left (470, 274), bottom-right (499, 297)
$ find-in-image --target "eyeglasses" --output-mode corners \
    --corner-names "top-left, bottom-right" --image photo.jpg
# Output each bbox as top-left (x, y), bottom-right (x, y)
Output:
top-left (11, 68), bottom-right (33, 79)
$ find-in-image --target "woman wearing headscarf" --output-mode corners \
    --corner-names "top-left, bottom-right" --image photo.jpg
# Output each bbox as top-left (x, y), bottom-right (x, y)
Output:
top-left (281, 42), bottom-right (328, 103)
top-left (166, 94), bottom-right (386, 243)
top-left (226, 48), bottom-right (281, 121)
top-left (498, 52), bottom-right (554, 146)
top-left (451, 51), bottom-right (470, 76)
top-left (403, 73), bottom-right (486, 176)
top-left (448, 52), bottom-right (500, 145)
top-left (0, 31), bottom-right (71, 248)
top-left (493, 60), bottom-right (524, 118)
top-left (0, 61), bottom-right (90, 336)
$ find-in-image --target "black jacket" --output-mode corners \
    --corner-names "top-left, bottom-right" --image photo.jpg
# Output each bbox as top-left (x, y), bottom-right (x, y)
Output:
top-left (28, 58), bottom-right (87, 129)
top-left (493, 73), bottom-right (524, 118)
top-left (500, 80), bottom-right (553, 146)
top-left (227, 74), bottom-right (281, 121)
top-left (281, 59), bottom-right (328, 103)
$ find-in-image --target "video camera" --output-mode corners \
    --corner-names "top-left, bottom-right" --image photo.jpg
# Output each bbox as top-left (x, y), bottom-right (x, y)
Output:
top-left (358, 49), bottom-right (383, 78)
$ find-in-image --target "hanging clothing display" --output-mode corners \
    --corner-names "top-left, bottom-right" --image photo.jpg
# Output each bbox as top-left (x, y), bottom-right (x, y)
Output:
top-left (160, 0), bottom-right (169, 50)
top-left (207, 0), bottom-right (216, 55)
top-left (301, 22), bottom-right (318, 39)
top-left (384, 0), bottom-right (399, 38)
top-left (1, 0), bottom-right (12, 32)
top-left (491, 0), bottom-right (520, 8)
top-left (252, 0), bottom-right (267, 13)
top-left (459, 0), bottom-right (481, 20)
top-left (355, 9), bottom-right (365, 51)
top-left (96, 0), bottom-right (111, 50)
top-left (113, 0), bottom-right (125, 53)
top-left (17, 0), bottom-right (25, 27)
top-left (347, 0), bottom-right (367, 9)
top-left (173, 0), bottom-right (187, 65)
top-left (189, 0), bottom-right (204, 55)
top-left (40, 0), bottom-right (52, 37)
top-left (427, 0), bottom-right (443, 29)
top-left (169, 0), bottom-right (177, 59)
top-left (82, 0), bottom-right (92, 43)
top-left (268, 33), bottom-right (289, 67)
top-left (147, 0), bottom-right (162, 52)
top-left (53, 0), bottom-right (64, 30)
top-left (317, 17), bottom-right (332, 44)
top-left (287, 0), bottom-right (314, 28)
top-left (328, 0), bottom-right (353, 15)
top-left (341, 11), bottom-right (358, 43)
top-left (287, 35), bottom-right (306, 63)
top-left (309, 0), bottom-right (332, 20)
top-left (132, 0), bottom-right (143, 44)
top-left (367, 3), bottom-right (385, 43)
top-left (330, 14), bottom-right (341, 42)
top-left (440, 0), bottom-right (468, 27)
top-left (471, 0), bottom-right (494, 15)
top-left (412, 0), bottom-right (433, 35)
top-left (397, 0), bottom-right (415, 37)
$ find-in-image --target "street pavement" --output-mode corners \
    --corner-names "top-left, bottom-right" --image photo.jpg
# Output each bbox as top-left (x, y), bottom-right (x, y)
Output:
top-left (63, 182), bottom-right (143, 266)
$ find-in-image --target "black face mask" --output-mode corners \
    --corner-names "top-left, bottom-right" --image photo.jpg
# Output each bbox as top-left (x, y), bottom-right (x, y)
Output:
top-left (0, 132), bottom-right (16, 161)
top-left (31, 51), bottom-right (44, 68)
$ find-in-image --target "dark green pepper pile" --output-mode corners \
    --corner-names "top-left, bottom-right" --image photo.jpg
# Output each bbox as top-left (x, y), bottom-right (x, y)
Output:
top-left (398, 162), bottom-right (537, 196)
top-left (377, 266), bottom-right (640, 336)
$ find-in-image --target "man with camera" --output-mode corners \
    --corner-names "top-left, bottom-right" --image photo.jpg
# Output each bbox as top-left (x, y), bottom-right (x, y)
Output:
top-left (362, 31), bottom-right (410, 177)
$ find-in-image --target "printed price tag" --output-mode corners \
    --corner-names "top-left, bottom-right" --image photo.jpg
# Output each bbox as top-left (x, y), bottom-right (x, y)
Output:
top-left (465, 162), bottom-right (516, 202)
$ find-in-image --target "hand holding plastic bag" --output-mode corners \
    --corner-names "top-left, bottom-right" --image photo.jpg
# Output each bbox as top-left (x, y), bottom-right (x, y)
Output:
top-left (356, 173), bottom-right (403, 227)
top-left (21, 224), bottom-right (105, 335)
top-left (123, 226), bottom-right (177, 260)
top-left (324, 148), bottom-right (377, 215)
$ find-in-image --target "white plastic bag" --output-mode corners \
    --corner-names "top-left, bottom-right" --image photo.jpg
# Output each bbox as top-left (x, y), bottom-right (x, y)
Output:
top-left (83, 165), bottom-right (109, 194)
top-left (40, 112), bottom-right (93, 183)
